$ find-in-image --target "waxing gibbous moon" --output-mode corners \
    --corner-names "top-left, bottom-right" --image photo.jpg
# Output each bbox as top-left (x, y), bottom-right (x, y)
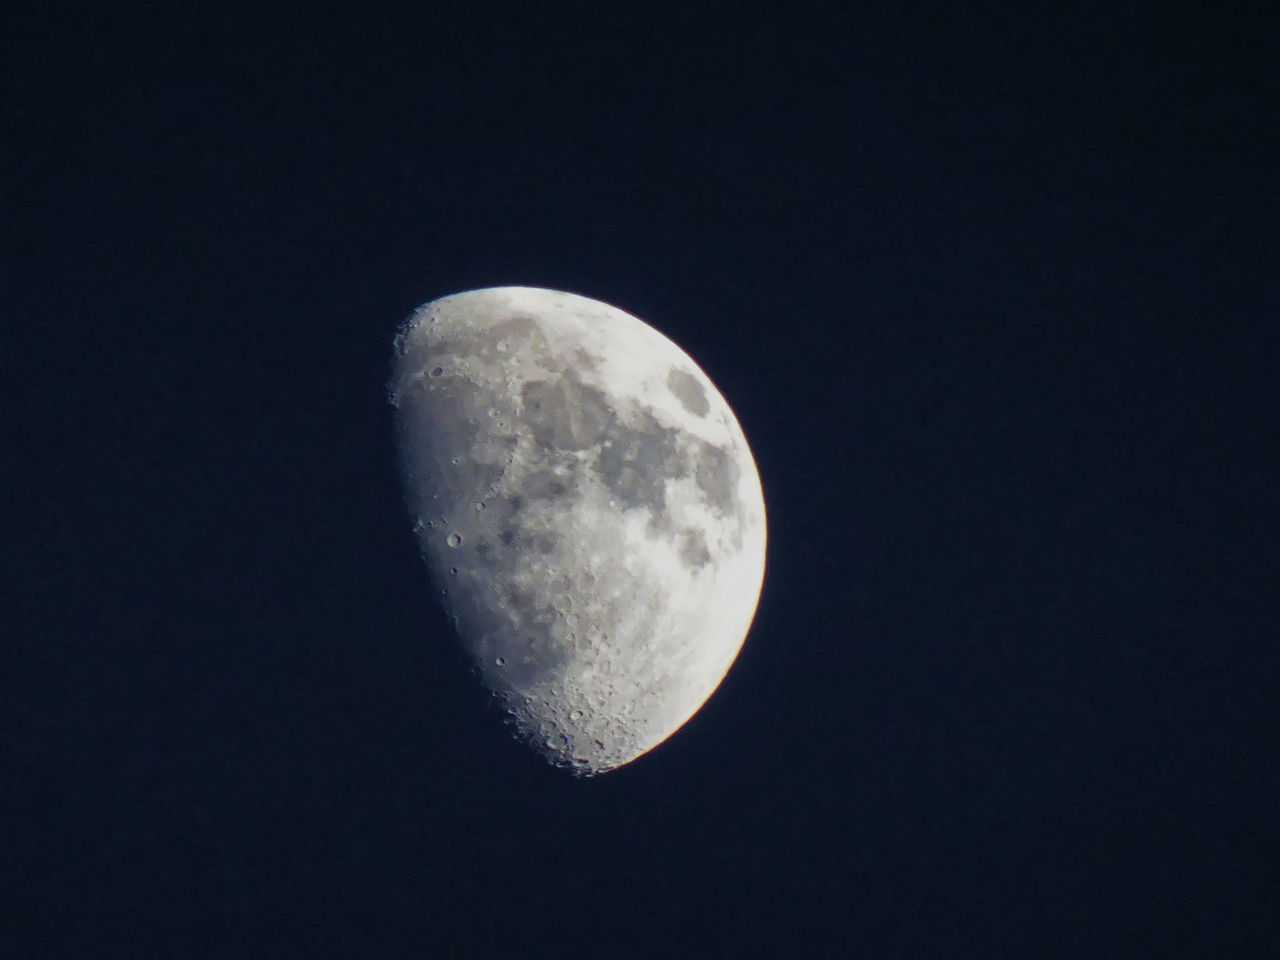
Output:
top-left (389, 287), bottom-right (767, 775)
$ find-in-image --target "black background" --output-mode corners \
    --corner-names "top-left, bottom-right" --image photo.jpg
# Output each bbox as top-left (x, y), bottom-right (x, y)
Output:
top-left (5, 2), bottom-right (1277, 956)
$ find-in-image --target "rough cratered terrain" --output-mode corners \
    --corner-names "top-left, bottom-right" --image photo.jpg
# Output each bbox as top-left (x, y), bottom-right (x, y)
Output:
top-left (390, 287), bottom-right (767, 775)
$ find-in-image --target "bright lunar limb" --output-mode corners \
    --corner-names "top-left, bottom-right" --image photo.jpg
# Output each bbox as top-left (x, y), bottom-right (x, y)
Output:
top-left (389, 287), bottom-right (767, 775)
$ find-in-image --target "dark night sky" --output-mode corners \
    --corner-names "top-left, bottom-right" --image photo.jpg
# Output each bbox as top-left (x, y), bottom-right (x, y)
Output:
top-left (5, 2), bottom-right (1277, 956)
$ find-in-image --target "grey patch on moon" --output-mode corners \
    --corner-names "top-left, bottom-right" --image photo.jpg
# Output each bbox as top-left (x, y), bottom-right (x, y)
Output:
top-left (522, 373), bottom-right (613, 450)
top-left (678, 527), bottom-right (713, 568)
top-left (463, 314), bottom-right (551, 367)
top-left (694, 440), bottom-right (740, 518)
top-left (592, 409), bottom-right (685, 522)
top-left (499, 526), bottom-right (559, 554)
top-left (667, 367), bottom-right (710, 417)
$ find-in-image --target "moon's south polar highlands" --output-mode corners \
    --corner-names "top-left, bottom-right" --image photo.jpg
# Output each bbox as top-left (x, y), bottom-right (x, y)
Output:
top-left (389, 287), bottom-right (767, 775)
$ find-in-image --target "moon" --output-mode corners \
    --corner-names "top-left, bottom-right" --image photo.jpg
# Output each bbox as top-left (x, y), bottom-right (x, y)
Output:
top-left (388, 287), bottom-right (767, 775)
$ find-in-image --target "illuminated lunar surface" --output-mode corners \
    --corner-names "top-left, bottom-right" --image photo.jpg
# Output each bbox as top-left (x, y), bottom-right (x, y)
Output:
top-left (389, 287), bottom-right (766, 775)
